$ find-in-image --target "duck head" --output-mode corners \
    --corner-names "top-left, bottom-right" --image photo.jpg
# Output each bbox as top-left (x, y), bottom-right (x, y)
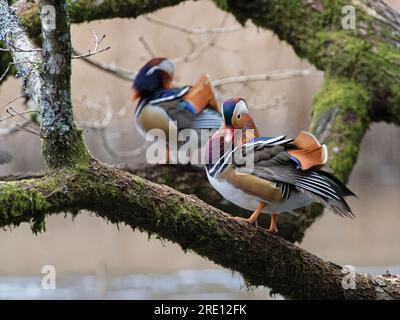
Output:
top-left (132, 58), bottom-right (174, 101)
top-left (221, 97), bottom-right (259, 144)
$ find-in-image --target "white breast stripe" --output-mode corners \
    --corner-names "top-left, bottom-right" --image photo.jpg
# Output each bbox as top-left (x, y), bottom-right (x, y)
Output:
top-left (263, 135), bottom-right (286, 145)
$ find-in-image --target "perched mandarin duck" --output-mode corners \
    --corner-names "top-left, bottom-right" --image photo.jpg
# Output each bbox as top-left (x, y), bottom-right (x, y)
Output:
top-left (0, 150), bottom-right (12, 165)
top-left (205, 97), bottom-right (355, 233)
top-left (132, 58), bottom-right (222, 162)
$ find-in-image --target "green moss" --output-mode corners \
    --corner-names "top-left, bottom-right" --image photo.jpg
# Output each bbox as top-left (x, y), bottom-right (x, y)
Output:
top-left (132, 175), bottom-right (145, 187)
top-left (214, 0), bottom-right (400, 125)
top-left (0, 181), bottom-right (50, 233)
top-left (311, 76), bottom-right (370, 182)
top-left (42, 129), bottom-right (91, 170)
top-left (16, 2), bottom-right (41, 39)
top-left (310, 32), bottom-right (400, 103)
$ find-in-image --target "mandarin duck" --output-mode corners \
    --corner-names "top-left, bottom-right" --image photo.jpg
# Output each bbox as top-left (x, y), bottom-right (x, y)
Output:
top-left (205, 97), bottom-right (355, 233)
top-left (132, 58), bottom-right (222, 162)
top-left (0, 150), bottom-right (12, 164)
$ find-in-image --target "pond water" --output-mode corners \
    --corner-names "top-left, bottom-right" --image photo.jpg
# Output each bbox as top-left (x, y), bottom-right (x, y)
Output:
top-left (2, 266), bottom-right (399, 300)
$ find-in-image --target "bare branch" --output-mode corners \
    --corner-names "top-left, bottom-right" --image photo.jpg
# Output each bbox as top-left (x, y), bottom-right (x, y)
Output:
top-left (170, 40), bottom-right (212, 64)
top-left (0, 94), bottom-right (25, 111)
top-left (138, 35), bottom-right (156, 58)
top-left (0, 60), bottom-right (34, 82)
top-left (0, 108), bottom-right (36, 122)
top-left (0, 42), bottom-right (42, 52)
top-left (212, 68), bottom-right (321, 87)
top-left (73, 50), bottom-right (136, 81)
top-left (144, 15), bottom-right (250, 34)
top-left (15, 123), bottom-right (40, 136)
top-left (74, 97), bottom-right (148, 158)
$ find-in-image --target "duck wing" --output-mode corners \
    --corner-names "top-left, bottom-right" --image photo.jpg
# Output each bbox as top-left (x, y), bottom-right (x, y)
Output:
top-left (156, 99), bottom-right (222, 130)
top-left (215, 136), bottom-right (355, 217)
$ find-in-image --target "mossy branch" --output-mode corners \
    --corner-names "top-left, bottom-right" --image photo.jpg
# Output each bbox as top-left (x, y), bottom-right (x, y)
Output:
top-left (1, 160), bottom-right (400, 300)
top-left (278, 76), bottom-right (371, 241)
top-left (215, 0), bottom-right (400, 125)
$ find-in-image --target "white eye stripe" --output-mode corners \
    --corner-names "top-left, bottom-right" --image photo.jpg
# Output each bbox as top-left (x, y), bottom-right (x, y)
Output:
top-left (146, 60), bottom-right (175, 76)
top-left (235, 100), bottom-right (248, 115)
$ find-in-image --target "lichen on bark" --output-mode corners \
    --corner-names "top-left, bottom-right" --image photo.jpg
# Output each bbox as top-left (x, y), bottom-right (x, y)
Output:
top-left (39, 0), bottom-right (90, 169)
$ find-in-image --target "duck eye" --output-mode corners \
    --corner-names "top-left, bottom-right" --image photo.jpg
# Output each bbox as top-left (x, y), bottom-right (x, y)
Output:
top-left (237, 113), bottom-right (241, 119)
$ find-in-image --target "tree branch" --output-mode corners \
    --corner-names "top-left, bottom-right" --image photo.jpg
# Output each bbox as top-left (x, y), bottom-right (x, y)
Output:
top-left (13, 0), bottom-right (188, 38)
top-left (2, 0), bottom-right (400, 300)
top-left (0, 2), bottom-right (41, 105)
top-left (215, 0), bottom-right (400, 125)
top-left (144, 14), bottom-right (249, 34)
top-left (0, 160), bottom-right (399, 299)
top-left (72, 50), bottom-right (135, 81)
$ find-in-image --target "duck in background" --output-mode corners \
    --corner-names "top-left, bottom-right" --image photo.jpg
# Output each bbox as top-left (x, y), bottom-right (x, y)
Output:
top-left (205, 97), bottom-right (356, 233)
top-left (132, 58), bottom-right (222, 163)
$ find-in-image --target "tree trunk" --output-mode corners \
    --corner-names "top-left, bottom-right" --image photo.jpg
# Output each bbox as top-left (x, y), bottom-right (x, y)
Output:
top-left (39, 0), bottom-right (90, 169)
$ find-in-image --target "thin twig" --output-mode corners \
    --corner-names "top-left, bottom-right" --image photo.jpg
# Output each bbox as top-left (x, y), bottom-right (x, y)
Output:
top-left (73, 49), bottom-right (135, 81)
top-left (0, 94), bottom-right (24, 111)
top-left (0, 44), bottom-right (42, 52)
top-left (138, 36), bottom-right (156, 58)
top-left (15, 124), bottom-right (40, 136)
top-left (7, 106), bottom-right (40, 129)
top-left (72, 28), bottom-right (111, 59)
top-left (0, 60), bottom-right (36, 82)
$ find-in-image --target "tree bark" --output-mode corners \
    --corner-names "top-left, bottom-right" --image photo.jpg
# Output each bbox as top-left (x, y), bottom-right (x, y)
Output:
top-left (1, 159), bottom-right (400, 299)
top-left (1, 0), bottom-right (400, 299)
top-left (39, 0), bottom-right (90, 169)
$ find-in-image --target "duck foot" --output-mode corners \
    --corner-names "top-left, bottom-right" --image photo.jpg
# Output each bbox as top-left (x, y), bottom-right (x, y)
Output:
top-left (232, 202), bottom-right (265, 226)
top-left (266, 213), bottom-right (278, 234)
top-left (233, 216), bottom-right (258, 226)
